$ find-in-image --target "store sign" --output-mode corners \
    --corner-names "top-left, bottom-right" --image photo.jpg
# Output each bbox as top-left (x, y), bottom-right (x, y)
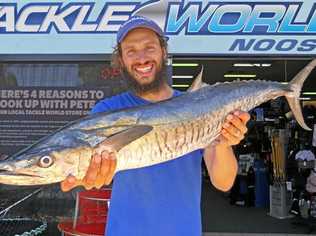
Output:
top-left (1, 0), bottom-right (316, 56)
top-left (0, 2), bottom-right (145, 33)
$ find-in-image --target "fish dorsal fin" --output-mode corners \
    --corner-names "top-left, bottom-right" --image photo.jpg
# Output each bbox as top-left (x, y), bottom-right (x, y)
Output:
top-left (94, 125), bottom-right (153, 152)
top-left (187, 66), bottom-right (208, 92)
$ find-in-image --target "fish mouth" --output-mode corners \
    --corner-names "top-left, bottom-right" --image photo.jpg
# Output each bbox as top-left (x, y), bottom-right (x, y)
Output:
top-left (0, 170), bottom-right (43, 178)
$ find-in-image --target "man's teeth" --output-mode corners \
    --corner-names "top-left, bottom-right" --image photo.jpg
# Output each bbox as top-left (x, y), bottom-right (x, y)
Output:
top-left (136, 66), bottom-right (152, 73)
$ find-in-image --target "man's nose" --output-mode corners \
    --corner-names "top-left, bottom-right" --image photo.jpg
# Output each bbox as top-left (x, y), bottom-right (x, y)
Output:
top-left (135, 50), bottom-right (148, 63)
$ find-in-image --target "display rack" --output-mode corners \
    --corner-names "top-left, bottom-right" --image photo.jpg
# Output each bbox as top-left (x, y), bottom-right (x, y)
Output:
top-left (58, 188), bottom-right (111, 236)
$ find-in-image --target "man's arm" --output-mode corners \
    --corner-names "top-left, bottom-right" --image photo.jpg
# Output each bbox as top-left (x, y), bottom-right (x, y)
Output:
top-left (204, 110), bottom-right (250, 192)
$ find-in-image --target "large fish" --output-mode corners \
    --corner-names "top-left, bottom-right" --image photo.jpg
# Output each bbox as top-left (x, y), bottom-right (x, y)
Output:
top-left (0, 60), bottom-right (315, 185)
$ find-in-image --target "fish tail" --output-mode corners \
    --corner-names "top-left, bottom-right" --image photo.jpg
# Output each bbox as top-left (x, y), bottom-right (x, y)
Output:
top-left (285, 59), bottom-right (316, 131)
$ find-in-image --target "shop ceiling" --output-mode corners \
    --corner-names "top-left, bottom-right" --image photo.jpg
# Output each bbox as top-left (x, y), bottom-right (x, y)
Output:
top-left (171, 59), bottom-right (316, 95)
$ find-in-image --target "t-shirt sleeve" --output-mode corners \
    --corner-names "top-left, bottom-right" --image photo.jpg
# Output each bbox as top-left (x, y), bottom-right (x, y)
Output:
top-left (90, 94), bottom-right (125, 114)
top-left (91, 100), bottom-right (113, 114)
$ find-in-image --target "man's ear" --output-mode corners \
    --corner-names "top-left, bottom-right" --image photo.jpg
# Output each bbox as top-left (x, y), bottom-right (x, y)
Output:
top-left (162, 48), bottom-right (167, 61)
top-left (117, 55), bottom-right (124, 72)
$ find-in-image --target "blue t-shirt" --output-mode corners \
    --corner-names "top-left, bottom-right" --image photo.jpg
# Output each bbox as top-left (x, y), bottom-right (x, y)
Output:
top-left (92, 91), bottom-right (203, 236)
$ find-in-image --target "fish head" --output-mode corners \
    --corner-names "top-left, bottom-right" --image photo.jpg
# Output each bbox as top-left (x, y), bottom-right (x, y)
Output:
top-left (0, 133), bottom-right (93, 186)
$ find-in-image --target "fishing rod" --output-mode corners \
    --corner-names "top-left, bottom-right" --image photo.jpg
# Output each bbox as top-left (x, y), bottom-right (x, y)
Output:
top-left (0, 187), bottom-right (42, 218)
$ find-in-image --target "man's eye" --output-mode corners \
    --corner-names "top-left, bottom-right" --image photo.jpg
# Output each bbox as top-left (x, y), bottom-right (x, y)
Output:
top-left (147, 47), bottom-right (156, 52)
top-left (126, 50), bottom-right (135, 56)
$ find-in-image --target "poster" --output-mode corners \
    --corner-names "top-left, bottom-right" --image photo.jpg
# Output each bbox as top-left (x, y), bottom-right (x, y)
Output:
top-left (0, 63), bottom-right (127, 156)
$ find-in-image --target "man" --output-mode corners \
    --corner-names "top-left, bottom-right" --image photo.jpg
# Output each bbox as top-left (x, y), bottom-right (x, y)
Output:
top-left (61, 16), bottom-right (250, 236)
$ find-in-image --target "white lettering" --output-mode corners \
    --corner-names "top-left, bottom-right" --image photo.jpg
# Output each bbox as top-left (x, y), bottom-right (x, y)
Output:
top-left (72, 5), bottom-right (97, 31)
top-left (16, 6), bottom-right (49, 32)
top-left (39, 6), bottom-right (80, 32)
top-left (97, 5), bottom-right (135, 31)
top-left (0, 6), bottom-right (15, 32)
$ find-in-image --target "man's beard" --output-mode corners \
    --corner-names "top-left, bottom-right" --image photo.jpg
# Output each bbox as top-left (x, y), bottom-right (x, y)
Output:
top-left (122, 62), bottom-right (167, 94)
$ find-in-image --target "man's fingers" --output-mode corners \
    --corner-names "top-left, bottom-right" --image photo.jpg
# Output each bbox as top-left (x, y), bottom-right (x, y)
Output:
top-left (104, 160), bottom-right (117, 185)
top-left (222, 129), bottom-right (240, 146)
top-left (94, 151), bottom-right (117, 189)
top-left (104, 153), bottom-right (117, 185)
top-left (226, 114), bottom-right (248, 135)
top-left (83, 154), bottom-right (102, 189)
top-left (61, 175), bottom-right (82, 192)
top-left (216, 111), bottom-right (249, 147)
top-left (223, 125), bottom-right (243, 139)
top-left (95, 151), bottom-right (111, 188)
top-left (233, 110), bottom-right (250, 123)
top-left (95, 158), bottom-right (112, 188)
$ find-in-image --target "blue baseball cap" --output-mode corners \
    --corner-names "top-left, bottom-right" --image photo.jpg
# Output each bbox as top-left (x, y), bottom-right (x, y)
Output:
top-left (116, 15), bottom-right (166, 44)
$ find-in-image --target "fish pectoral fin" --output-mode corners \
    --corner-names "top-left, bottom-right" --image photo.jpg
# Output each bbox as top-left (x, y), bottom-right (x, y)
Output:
top-left (80, 125), bottom-right (132, 137)
top-left (94, 125), bottom-right (153, 152)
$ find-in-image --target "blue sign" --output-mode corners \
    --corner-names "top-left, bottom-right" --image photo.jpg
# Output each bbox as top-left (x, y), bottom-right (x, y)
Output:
top-left (1, 0), bottom-right (316, 56)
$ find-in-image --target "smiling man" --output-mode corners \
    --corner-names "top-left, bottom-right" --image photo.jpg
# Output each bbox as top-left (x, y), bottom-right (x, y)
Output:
top-left (61, 15), bottom-right (250, 236)
top-left (118, 27), bottom-right (172, 101)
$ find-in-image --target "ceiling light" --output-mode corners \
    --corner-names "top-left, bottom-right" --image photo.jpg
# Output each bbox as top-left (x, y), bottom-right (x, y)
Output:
top-left (172, 63), bottom-right (199, 67)
top-left (224, 74), bottom-right (256, 78)
top-left (172, 84), bottom-right (190, 88)
top-left (233, 63), bottom-right (271, 67)
top-left (233, 63), bottom-right (253, 67)
top-left (302, 92), bottom-right (316, 95)
top-left (172, 75), bottom-right (194, 79)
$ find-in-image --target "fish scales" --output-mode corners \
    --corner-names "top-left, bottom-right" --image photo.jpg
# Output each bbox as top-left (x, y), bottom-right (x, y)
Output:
top-left (0, 59), bottom-right (315, 185)
top-left (115, 80), bottom-right (289, 171)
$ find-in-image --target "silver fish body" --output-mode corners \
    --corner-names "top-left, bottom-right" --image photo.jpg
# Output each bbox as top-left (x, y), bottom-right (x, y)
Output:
top-left (0, 59), bottom-right (315, 185)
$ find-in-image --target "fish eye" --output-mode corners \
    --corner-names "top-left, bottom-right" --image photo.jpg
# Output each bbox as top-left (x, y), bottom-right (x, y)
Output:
top-left (38, 155), bottom-right (54, 168)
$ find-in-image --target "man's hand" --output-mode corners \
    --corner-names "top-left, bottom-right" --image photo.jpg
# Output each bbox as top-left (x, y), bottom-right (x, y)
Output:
top-left (61, 151), bottom-right (117, 192)
top-left (216, 110), bottom-right (250, 147)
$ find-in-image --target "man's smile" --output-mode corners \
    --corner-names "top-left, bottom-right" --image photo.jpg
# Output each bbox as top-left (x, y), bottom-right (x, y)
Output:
top-left (134, 63), bottom-right (154, 78)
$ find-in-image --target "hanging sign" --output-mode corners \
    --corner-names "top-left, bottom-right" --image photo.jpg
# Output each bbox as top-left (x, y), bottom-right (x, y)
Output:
top-left (1, 0), bottom-right (316, 56)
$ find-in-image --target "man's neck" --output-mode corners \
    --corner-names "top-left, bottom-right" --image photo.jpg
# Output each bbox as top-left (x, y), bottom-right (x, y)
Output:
top-left (135, 83), bottom-right (174, 102)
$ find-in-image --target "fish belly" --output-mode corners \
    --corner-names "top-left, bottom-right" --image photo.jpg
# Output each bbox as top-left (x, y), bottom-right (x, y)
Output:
top-left (115, 114), bottom-right (221, 172)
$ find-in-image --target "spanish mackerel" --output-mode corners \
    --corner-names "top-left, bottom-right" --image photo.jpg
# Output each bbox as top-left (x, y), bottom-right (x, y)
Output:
top-left (0, 60), bottom-right (315, 185)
